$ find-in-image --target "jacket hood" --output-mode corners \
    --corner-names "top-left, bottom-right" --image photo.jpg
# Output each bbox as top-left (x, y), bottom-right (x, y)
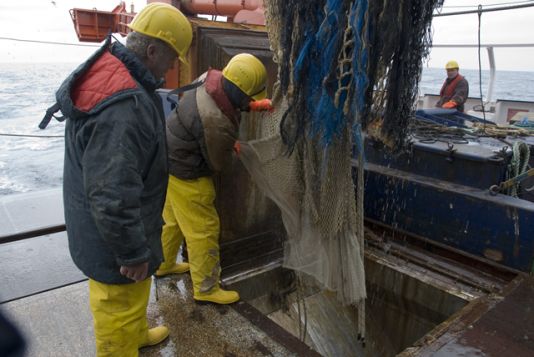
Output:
top-left (55, 36), bottom-right (163, 120)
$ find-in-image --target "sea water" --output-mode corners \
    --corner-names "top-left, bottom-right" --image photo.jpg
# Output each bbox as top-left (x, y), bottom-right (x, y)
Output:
top-left (1, 64), bottom-right (534, 196)
top-left (0, 63), bottom-right (74, 195)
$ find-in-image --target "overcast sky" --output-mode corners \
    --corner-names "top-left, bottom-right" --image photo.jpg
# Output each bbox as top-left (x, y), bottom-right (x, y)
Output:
top-left (1, 0), bottom-right (533, 71)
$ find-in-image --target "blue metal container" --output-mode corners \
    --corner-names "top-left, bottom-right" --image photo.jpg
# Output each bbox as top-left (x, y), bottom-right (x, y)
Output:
top-left (362, 109), bottom-right (534, 272)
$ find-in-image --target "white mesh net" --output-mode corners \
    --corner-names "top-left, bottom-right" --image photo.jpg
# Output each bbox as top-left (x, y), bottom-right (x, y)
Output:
top-left (239, 95), bottom-right (366, 307)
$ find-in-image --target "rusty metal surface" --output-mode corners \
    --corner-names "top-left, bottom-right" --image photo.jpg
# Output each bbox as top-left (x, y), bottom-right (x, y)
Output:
top-left (231, 301), bottom-right (322, 357)
top-left (366, 221), bottom-right (519, 282)
top-left (194, 26), bottom-right (276, 93)
top-left (453, 275), bottom-right (534, 356)
top-left (365, 225), bottom-right (513, 292)
top-left (180, 19), bottom-right (272, 90)
top-left (220, 232), bottom-right (283, 275)
top-left (400, 275), bottom-right (534, 357)
top-left (364, 246), bottom-right (470, 355)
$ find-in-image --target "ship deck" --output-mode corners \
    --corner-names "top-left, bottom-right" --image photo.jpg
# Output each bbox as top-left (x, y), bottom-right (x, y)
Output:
top-left (1, 189), bottom-right (534, 356)
top-left (402, 275), bottom-right (534, 357)
top-left (3, 273), bottom-right (317, 357)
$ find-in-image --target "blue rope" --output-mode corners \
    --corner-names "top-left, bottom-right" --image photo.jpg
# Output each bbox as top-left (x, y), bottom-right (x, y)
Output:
top-left (350, 0), bottom-right (369, 115)
top-left (291, 0), bottom-right (369, 148)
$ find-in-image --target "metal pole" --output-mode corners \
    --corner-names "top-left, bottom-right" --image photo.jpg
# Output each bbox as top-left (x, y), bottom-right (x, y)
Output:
top-left (0, 225), bottom-right (66, 245)
top-left (434, 3), bottom-right (534, 17)
top-left (432, 43), bottom-right (534, 48)
top-left (486, 46), bottom-right (496, 104)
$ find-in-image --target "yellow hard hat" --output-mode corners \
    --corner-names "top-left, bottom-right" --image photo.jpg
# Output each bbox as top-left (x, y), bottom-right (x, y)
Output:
top-left (222, 53), bottom-right (267, 100)
top-left (128, 2), bottom-right (192, 64)
top-left (445, 60), bottom-right (459, 70)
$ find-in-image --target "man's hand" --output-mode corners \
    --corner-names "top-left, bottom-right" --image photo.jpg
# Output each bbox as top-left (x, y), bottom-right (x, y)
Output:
top-left (120, 262), bottom-right (149, 281)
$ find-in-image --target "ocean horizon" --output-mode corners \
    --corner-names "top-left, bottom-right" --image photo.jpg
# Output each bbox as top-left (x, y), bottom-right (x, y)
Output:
top-left (1, 62), bottom-right (534, 196)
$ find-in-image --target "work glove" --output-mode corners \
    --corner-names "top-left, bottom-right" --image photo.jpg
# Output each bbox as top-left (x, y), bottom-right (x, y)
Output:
top-left (233, 141), bottom-right (241, 156)
top-left (249, 99), bottom-right (274, 112)
top-left (442, 101), bottom-right (457, 109)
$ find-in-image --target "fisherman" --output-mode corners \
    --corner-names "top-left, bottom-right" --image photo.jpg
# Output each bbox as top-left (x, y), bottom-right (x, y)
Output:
top-left (47, 3), bottom-right (192, 356)
top-left (436, 60), bottom-right (469, 112)
top-left (155, 53), bottom-right (272, 304)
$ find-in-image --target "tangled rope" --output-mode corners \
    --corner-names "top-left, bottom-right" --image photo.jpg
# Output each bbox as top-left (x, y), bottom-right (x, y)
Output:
top-left (473, 122), bottom-right (530, 138)
top-left (409, 118), bottom-right (531, 144)
top-left (508, 142), bottom-right (531, 197)
top-left (409, 118), bottom-right (477, 144)
top-left (271, 0), bottom-right (441, 152)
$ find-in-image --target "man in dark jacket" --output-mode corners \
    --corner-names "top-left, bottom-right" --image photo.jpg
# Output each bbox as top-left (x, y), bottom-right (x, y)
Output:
top-left (42, 3), bottom-right (192, 356)
top-left (436, 60), bottom-right (469, 112)
top-left (155, 53), bottom-right (271, 305)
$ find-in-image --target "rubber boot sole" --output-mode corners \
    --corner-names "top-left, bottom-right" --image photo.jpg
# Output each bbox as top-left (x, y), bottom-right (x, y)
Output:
top-left (193, 295), bottom-right (240, 305)
top-left (154, 263), bottom-right (190, 277)
top-left (194, 299), bottom-right (239, 305)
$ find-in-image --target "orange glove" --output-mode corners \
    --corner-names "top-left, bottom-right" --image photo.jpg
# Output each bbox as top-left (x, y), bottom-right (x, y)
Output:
top-left (249, 99), bottom-right (274, 112)
top-left (233, 141), bottom-right (241, 156)
top-left (442, 101), bottom-right (457, 109)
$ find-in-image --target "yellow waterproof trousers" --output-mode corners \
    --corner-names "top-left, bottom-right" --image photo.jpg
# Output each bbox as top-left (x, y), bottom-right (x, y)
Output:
top-left (88, 278), bottom-right (151, 357)
top-left (160, 175), bottom-right (221, 295)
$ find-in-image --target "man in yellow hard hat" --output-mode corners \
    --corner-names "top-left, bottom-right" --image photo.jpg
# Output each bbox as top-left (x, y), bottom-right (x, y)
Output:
top-left (436, 60), bottom-right (469, 112)
top-left (156, 53), bottom-right (271, 305)
top-left (42, 3), bottom-right (192, 356)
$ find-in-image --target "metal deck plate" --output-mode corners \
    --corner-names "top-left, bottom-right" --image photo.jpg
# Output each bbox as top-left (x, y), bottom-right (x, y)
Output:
top-left (0, 232), bottom-right (84, 303)
top-left (3, 274), bottom-right (315, 357)
top-left (0, 188), bottom-right (63, 237)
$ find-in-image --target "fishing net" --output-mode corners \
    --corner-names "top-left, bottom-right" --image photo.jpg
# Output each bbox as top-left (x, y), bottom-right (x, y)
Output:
top-left (239, 0), bottom-right (441, 342)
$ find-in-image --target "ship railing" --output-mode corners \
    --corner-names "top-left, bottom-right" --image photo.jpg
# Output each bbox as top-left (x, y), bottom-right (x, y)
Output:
top-left (0, 225), bottom-right (65, 245)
